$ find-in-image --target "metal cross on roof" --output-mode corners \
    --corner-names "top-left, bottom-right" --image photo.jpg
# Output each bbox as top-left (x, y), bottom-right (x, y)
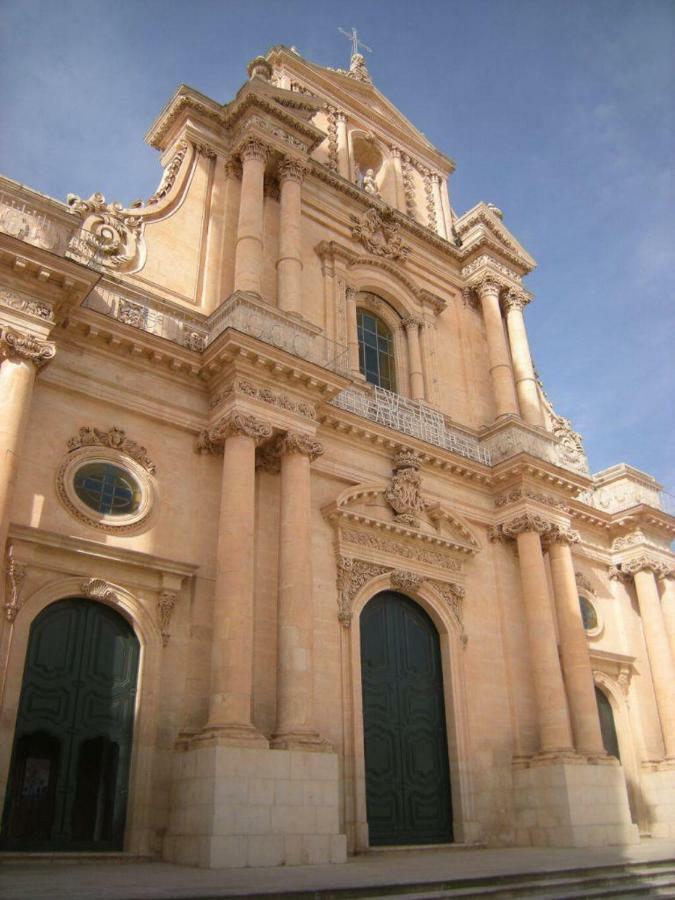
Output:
top-left (338, 26), bottom-right (372, 57)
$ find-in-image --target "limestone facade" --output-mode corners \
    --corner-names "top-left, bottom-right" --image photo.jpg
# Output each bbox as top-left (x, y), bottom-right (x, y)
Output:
top-left (0, 46), bottom-right (674, 867)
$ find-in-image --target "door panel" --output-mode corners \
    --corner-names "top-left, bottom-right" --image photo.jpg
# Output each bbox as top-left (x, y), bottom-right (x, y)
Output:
top-left (1, 598), bottom-right (139, 851)
top-left (361, 592), bottom-right (453, 846)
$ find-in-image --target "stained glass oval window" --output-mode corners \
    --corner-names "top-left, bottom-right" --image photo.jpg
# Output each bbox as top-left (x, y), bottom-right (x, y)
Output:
top-left (73, 462), bottom-right (142, 516)
top-left (579, 595), bottom-right (598, 632)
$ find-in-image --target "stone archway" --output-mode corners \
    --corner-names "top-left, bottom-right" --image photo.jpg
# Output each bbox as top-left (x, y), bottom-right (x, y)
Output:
top-left (360, 590), bottom-right (453, 846)
top-left (1, 598), bottom-right (140, 850)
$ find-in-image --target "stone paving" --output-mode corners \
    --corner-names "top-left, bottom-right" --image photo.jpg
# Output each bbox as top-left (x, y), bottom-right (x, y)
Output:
top-left (1, 840), bottom-right (674, 900)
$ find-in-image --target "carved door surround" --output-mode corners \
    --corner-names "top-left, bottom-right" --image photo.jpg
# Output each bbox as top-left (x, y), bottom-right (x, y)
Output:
top-left (322, 450), bottom-right (482, 850)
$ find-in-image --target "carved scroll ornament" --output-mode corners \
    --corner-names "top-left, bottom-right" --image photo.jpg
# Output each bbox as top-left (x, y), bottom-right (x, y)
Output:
top-left (67, 192), bottom-right (144, 272)
top-left (0, 328), bottom-right (55, 369)
top-left (350, 208), bottom-right (411, 262)
top-left (196, 413), bottom-right (273, 454)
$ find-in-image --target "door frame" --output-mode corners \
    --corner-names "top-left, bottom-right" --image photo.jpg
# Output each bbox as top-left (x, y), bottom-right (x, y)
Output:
top-left (0, 576), bottom-right (162, 855)
top-left (341, 572), bottom-right (476, 852)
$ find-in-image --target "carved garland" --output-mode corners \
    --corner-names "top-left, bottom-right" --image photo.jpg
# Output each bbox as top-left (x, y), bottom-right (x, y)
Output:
top-left (4, 544), bottom-right (26, 623)
top-left (326, 106), bottom-right (339, 172)
top-left (400, 154), bottom-right (417, 219)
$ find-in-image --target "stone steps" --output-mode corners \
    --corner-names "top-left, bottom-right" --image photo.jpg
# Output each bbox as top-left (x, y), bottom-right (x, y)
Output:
top-left (237, 861), bottom-right (675, 900)
top-left (0, 851), bottom-right (153, 865)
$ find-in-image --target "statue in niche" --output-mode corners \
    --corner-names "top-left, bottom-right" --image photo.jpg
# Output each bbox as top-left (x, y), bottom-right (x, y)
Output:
top-left (363, 169), bottom-right (381, 197)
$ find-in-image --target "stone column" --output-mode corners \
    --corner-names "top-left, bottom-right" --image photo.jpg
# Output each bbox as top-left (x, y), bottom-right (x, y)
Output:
top-left (660, 573), bottom-right (675, 670)
top-left (277, 157), bottom-right (308, 317)
top-left (624, 557), bottom-right (675, 760)
top-left (419, 316), bottom-right (438, 407)
top-left (547, 527), bottom-right (606, 756)
top-left (272, 432), bottom-right (329, 751)
top-left (0, 329), bottom-right (55, 558)
top-left (346, 286), bottom-right (361, 376)
top-left (431, 174), bottom-right (448, 239)
top-left (473, 277), bottom-right (519, 419)
top-left (218, 156), bottom-right (242, 302)
top-left (499, 515), bottom-right (575, 755)
top-left (389, 146), bottom-right (406, 211)
top-left (503, 288), bottom-right (545, 427)
top-left (233, 138), bottom-right (269, 295)
top-left (336, 112), bottom-right (350, 180)
top-left (402, 317), bottom-right (425, 402)
top-left (202, 413), bottom-right (273, 745)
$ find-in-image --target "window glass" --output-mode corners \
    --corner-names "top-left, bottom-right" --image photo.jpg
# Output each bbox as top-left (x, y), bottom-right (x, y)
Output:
top-left (579, 596), bottom-right (598, 631)
top-left (357, 308), bottom-right (395, 391)
top-left (73, 462), bottom-right (142, 516)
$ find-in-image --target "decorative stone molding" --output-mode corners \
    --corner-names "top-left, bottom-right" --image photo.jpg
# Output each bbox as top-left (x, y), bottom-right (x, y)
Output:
top-left (336, 557), bottom-right (389, 626)
top-left (146, 141), bottom-right (189, 205)
top-left (0, 328), bottom-right (55, 369)
top-left (608, 565), bottom-right (630, 583)
top-left (0, 288), bottom-right (52, 322)
top-left (385, 448), bottom-right (428, 527)
top-left (468, 274), bottom-right (505, 301)
top-left (535, 369), bottom-right (589, 474)
top-left (117, 300), bottom-right (146, 328)
top-left (194, 143), bottom-right (217, 160)
top-left (350, 208), bottom-right (411, 262)
top-left (245, 116), bottom-right (307, 153)
top-left (495, 487), bottom-right (570, 512)
top-left (346, 52), bottom-right (372, 84)
top-left (594, 666), bottom-right (632, 698)
top-left (209, 379), bottom-right (317, 419)
top-left (66, 192), bottom-right (144, 272)
top-left (342, 529), bottom-right (462, 573)
top-left (490, 513), bottom-right (553, 542)
top-left (461, 255), bottom-right (521, 283)
top-left (81, 578), bottom-right (119, 602)
top-left (67, 426), bottom-right (156, 473)
top-left (401, 315), bottom-right (424, 331)
top-left (278, 157), bottom-right (309, 183)
top-left (422, 171), bottom-right (437, 231)
top-left (400, 154), bottom-right (418, 219)
top-left (196, 413), bottom-right (273, 454)
top-left (325, 106), bottom-right (339, 172)
top-left (157, 590), bottom-right (177, 647)
top-left (391, 570), bottom-right (423, 593)
top-left (611, 530), bottom-right (650, 551)
top-left (237, 137), bottom-right (271, 164)
top-left (621, 556), bottom-right (673, 579)
top-left (575, 572), bottom-right (596, 595)
top-left (429, 579), bottom-right (467, 644)
top-left (223, 156), bottom-right (243, 180)
top-left (4, 544), bottom-right (26, 623)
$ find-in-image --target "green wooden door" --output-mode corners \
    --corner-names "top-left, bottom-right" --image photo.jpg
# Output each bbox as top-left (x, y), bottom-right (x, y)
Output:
top-left (1, 599), bottom-right (139, 851)
top-left (360, 592), bottom-right (453, 846)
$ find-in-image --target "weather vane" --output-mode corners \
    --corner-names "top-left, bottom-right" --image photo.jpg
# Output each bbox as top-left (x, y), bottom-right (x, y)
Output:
top-left (338, 27), bottom-right (372, 58)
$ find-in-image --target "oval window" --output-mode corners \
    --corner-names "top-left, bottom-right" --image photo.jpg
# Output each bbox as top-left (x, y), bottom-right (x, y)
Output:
top-left (73, 462), bottom-right (142, 516)
top-left (579, 595), bottom-right (598, 632)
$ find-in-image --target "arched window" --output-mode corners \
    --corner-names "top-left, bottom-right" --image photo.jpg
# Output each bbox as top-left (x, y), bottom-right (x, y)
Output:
top-left (357, 308), bottom-right (396, 391)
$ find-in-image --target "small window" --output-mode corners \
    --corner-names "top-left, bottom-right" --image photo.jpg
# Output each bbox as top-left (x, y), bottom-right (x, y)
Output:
top-left (579, 595), bottom-right (598, 632)
top-left (74, 462), bottom-right (142, 516)
top-left (357, 309), bottom-right (396, 391)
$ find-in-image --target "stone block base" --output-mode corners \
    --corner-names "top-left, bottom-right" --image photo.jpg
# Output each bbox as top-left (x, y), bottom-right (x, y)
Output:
top-left (163, 745), bottom-right (347, 868)
top-left (641, 763), bottom-right (675, 838)
top-left (513, 758), bottom-right (639, 848)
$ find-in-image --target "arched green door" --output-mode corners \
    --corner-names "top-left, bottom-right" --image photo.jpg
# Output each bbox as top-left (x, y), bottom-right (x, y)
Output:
top-left (595, 686), bottom-right (621, 761)
top-left (1, 598), bottom-right (139, 851)
top-left (360, 591), bottom-right (453, 846)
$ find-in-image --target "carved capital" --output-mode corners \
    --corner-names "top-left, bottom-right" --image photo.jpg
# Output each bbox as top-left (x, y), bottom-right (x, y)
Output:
top-left (223, 156), bottom-right (243, 180)
top-left (278, 157), bottom-right (309, 184)
top-left (502, 287), bottom-right (531, 313)
top-left (391, 570), bottom-right (423, 593)
top-left (196, 413), bottom-right (273, 454)
top-left (336, 556), bottom-right (389, 627)
top-left (0, 328), bottom-right (55, 369)
top-left (238, 137), bottom-right (271, 164)
top-left (544, 524), bottom-right (581, 546)
top-left (401, 316), bottom-right (424, 331)
top-left (493, 513), bottom-right (553, 541)
top-left (279, 431), bottom-right (324, 461)
top-left (469, 274), bottom-right (505, 302)
top-left (621, 556), bottom-right (673, 579)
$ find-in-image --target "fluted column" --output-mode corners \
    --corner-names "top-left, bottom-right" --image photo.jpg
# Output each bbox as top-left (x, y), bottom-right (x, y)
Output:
top-left (233, 138), bottom-right (269, 294)
top-left (402, 316), bottom-right (425, 401)
top-left (272, 432), bottom-right (329, 751)
top-left (277, 157), bottom-right (308, 316)
top-left (473, 277), bottom-right (519, 418)
top-left (498, 515), bottom-right (575, 755)
top-left (623, 557), bottom-right (675, 759)
top-left (503, 288), bottom-right (545, 427)
top-left (547, 526), bottom-right (606, 756)
top-left (346, 286), bottom-right (361, 376)
top-left (202, 413), bottom-right (273, 745)
top-left (0, 329), bottom-right (55, 558)
top-left (336, 112), bottom-right (350, 180)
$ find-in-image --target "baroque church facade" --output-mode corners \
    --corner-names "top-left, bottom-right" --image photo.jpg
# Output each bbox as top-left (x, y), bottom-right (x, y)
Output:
top-left (0, 46), bottom-right (674, 868)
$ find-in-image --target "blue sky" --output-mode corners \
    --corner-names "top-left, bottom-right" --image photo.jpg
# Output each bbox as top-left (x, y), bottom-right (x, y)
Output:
top-left (2, 0), bottom-right (673, 492)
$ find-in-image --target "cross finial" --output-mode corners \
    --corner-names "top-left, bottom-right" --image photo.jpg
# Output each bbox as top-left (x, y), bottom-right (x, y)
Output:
top-left (338, 26), bottom-right (372, 58)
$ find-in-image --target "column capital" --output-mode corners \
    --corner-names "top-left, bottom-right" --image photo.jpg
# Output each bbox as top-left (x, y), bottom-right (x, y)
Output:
top-left (0, 328), bottom-right (55, 369)
top-left (621, 555), bottom-right (674, 579)
top-left (237, 137), bottom-right (271, 164)
top-left (468, 273), bottom-right (507, 301)
top-left (401, 315), bottom-right (424, 330)
top-left (278, 156), bottom-right (309, 183)
top-left (502, 287), bottom-right (532, 313)
top-left (223, 156), bottom-right (243, 180)
top-left (197, 413), bottom-right (273, 454)
top-left (490, 513), bottom-right (553, 542)
top-left (389, 145), bottom-right (402, 159)
top-left (279, 431), bottom-right (324, 462)
top-left (543, 524), bottom-right (581, 547)
top-left (345, 285), bottom-right (359, 303)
